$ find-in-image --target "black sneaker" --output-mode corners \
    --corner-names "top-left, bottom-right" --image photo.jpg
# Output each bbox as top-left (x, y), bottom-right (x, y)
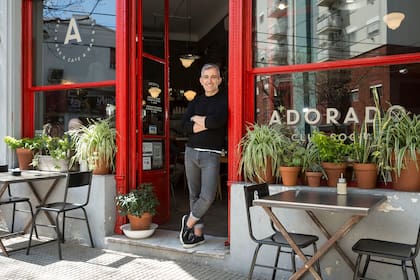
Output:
top-left (182, 233), bottom-right (205, 249)
top-left (179, 215), bottom-right (192, 244)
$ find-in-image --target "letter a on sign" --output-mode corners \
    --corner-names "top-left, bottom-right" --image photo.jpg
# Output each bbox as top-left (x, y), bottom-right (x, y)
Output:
top-left (64, 17), bottom-right (82, 45)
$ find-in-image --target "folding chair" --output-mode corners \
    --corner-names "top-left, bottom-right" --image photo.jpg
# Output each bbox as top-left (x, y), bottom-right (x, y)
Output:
top-left (244, 183), bottom-right (321, 279)
top-left (26, 171), bottom-right (94, 259)
top-left (352, 225), bottom-right (420, 280)
top-left (0, 185), bottom-right (38, 237)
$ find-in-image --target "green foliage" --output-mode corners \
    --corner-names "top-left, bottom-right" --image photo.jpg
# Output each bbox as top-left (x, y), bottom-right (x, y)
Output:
top-left (302, 138), bottom-right (326, 177)
top-left (311, 131), bottom-right (351, 163)
top-left (237, 123), bottom-right (284, 182)
top-left (115, 183), bottom-right (159, 217)
top-left (69, 118), bottom-right (117, 172)
top-left (351, 122), bottom-right (379, 164)
top-left (3, 136), bottom-right (41, 150)
top-left (278, 138), bottom-right (306, 167)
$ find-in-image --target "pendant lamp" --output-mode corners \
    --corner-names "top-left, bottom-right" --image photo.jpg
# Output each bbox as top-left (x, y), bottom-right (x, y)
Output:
top-left (179, 0), bottom-right (200, 68)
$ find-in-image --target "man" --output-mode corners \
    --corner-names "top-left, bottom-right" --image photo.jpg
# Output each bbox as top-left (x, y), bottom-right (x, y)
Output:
top-left (179, 63), bottom-right (228, 248)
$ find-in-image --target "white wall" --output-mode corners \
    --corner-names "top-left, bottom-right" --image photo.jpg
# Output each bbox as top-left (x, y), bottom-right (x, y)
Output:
top-left (230, 183), bottom-right (420, 280)
top-left (0, 0), bottom-right (22, 168)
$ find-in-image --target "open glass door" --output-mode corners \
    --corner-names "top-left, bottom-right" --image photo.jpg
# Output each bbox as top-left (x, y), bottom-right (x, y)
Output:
top-left (136, 0), bottom-right (170, 223)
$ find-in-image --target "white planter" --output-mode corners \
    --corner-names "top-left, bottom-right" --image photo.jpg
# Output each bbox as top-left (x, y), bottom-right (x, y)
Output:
top-left (37, 155), bottom-right (70, 172)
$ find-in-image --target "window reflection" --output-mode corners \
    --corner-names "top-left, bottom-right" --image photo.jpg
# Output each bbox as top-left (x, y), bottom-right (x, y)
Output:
top-left (34, 0), bottom-right (116, 85)
top-left (255, 63), bottom-right (420, 135)
top-left (253, 0), bottom-right (419, 67)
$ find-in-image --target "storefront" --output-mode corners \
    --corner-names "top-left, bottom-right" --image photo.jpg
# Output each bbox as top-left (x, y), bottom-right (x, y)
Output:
top-left (1, 0), bottom-right (420, 238)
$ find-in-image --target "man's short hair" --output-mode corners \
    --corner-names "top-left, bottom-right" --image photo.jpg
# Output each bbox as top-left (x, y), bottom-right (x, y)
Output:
top-left (201, 63), bottom-right (221, 77)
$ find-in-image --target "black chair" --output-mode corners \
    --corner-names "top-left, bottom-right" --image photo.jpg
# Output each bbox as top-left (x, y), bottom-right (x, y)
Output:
top-left (0, 185), bottom-right (38, 239)
top-left (26, 171), bottom-right (94, 259)
top-left (244, 183), bottom-right (321, 279)
top-left (352, 225), bottom-right (420, 280)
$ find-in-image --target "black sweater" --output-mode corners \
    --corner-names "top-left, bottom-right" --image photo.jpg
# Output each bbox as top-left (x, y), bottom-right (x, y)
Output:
top-left (181, 91), bottom-right (228, 151)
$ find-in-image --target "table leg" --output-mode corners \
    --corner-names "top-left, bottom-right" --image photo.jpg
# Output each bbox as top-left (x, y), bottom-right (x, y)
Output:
top-left (24, 179), bottom-right (61, 232)
top-left (262, 206), bottom-right (322, 280)
top-left (0, 238), bottom-right (8, 257)
top-left (306, 210), bottom-right (356, 272)
top-left (0, 182), bottom-right (9, 198)
top-left (292, 215), bottom-right (363, 280)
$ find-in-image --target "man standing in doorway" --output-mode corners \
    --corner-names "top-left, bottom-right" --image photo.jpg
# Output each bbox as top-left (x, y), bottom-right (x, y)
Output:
top-left (179, 63), bottom-right (228, 248)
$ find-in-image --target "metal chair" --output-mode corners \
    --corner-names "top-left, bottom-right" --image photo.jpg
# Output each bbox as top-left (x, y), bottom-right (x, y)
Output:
top-left (0, 185), bottom-right (38, 238)
top-left (352, 225), bottom-right (420, 280)
top-left (26, 171), bottom-right (94, 259)
top-left (244, 183), bottom-right (321, 279)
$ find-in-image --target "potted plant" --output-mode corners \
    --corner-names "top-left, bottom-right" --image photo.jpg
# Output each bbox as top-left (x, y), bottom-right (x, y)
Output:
top-left (311, 131), bottom-right (351, 187)
top-left (302, 139), bottom-right (327, 187)
top-left (278, 138), bottom-right (306, 186)
top-left (3, 136), bottom-right (41, 170)
top-left (378, 106), bottom-right (420, 191)
top-left (237, 123), bottom-right (284, 183)
top-left (69, 118), bottom-right (117, 174)
top-left (115, 183), bottom-right (159, 231)
top-left (351, 121), bottom-right (380, 189)
top-left (31, 135), bottom-right (73, 172)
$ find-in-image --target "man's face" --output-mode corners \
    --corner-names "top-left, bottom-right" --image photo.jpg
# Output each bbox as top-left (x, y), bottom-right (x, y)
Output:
top-left (199, 68), bottom-right (222, 95)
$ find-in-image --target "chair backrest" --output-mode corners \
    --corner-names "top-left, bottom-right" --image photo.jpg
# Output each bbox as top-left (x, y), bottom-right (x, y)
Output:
top-left (63, 171), bottom-right (93, 206)
top-left (243, 183), bottom-right (270, 241)
top-left (412, 225), bottom-right (420, 259)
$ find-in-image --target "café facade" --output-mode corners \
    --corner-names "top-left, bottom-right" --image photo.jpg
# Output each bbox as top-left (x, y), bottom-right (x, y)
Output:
top-left (1, 0), bottom-right (420, 279)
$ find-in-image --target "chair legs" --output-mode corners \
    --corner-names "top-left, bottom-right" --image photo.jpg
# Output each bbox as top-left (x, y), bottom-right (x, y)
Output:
top-left (248, 244), bottom-right (262, 279)
top-left (26, 208), bottom-right (94, 260)
top-left (412, 259), bottom-right (420, 280)
top-left (272, 246), bottom-right (281, 280)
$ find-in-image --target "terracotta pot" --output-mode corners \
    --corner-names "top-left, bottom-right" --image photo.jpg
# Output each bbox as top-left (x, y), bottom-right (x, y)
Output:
top-left (93, 159), bottom-right (110, 175)
top-left (253, 159), bottom-right (274, 183)
top-left (127, 213), bottom-right (153, 230)
top-left (305, 171), bottom-right (322, 187)
top-left (16, 148), bottom-right (34, 170)
top-left (279, 166), bottom-right (301, 186)
top-left (321, 162), bottom-right (347, 187)
top-left (391, 152), bottom-right (420, 192)
top-left (353, 163), bottom-right (378, 189)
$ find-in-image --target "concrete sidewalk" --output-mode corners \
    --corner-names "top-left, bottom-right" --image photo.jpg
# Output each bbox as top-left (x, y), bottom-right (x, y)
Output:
top-left (0, 239), bottom-right (247, 280)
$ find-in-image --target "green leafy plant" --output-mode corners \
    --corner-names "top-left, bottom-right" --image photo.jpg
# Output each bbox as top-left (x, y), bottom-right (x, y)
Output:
top-left (302, 138), bottom-right (327, 177)
top-left (278, 138), bottom-right (306, 167)
top-left (237, 123), bottom-right (284, 182)
top-left (69, 118), bottom-right (117, 172)
top-left (310, 131), bottom-right (350, 163)
top-left (31, 135), bottom-right (73, 170)
top-left (379, 106), bottom-right (420, 177)
top-left (351, 122), bottom-right (380, 164)
top-left (115, 183), bottom-right (159, 217)
top-left (3, 136), bottom-right (41, 150)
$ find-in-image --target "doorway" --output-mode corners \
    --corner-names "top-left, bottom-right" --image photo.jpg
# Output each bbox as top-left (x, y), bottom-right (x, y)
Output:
top-left (140, 0), bottom-right (229, 237)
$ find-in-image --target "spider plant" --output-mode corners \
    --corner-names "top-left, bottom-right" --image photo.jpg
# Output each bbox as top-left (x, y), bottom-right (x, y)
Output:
top-left (69, 118), bottom-right (117, 173)
top-left (237, 123), bottom-right (284, 183)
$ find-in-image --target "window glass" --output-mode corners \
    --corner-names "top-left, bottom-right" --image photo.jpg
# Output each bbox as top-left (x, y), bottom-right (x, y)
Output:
top-left (255, 63), bottom-right (420, 139)
top-left (33, 0), bottom-right (116, 85)
top-left (253, 0), bottom-right (420, 67)
top-left (34, 86), bottom-right (116, 136)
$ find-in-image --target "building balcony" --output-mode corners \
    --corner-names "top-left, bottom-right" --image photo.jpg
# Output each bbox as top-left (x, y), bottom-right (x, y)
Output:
top-left (267, 22), bottom-right (287, 41)
top-left (317, 0), bottom-right (336, 7)
top-left (317, 48), bottom-right (342, 62)
top-left (317, 14), bottom-right (342, 34)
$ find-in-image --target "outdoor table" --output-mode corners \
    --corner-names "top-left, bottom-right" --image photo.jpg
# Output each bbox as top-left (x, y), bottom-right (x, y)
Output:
top-left (0, 170), bottom-right (66, 256)
top-left (253, 188), bottom-right (387, 280)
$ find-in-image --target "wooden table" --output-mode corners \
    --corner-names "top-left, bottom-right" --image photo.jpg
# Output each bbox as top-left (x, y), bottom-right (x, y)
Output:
top-left (253, 189), bottom-right (387, 280)
top-left (0, 171), bottom-right (66, 256)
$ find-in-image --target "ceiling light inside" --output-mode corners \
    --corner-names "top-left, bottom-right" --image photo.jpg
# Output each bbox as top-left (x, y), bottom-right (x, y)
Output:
top-left (383, 12), bottom-right (405, 30)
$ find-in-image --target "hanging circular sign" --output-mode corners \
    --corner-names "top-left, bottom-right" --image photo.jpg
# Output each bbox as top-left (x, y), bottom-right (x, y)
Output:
top-left (54, 16), bottom-right (96, 63)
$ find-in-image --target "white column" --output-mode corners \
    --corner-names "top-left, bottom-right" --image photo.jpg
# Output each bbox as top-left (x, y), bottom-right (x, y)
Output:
top-left (0, 0), bottom-right (23, 168)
